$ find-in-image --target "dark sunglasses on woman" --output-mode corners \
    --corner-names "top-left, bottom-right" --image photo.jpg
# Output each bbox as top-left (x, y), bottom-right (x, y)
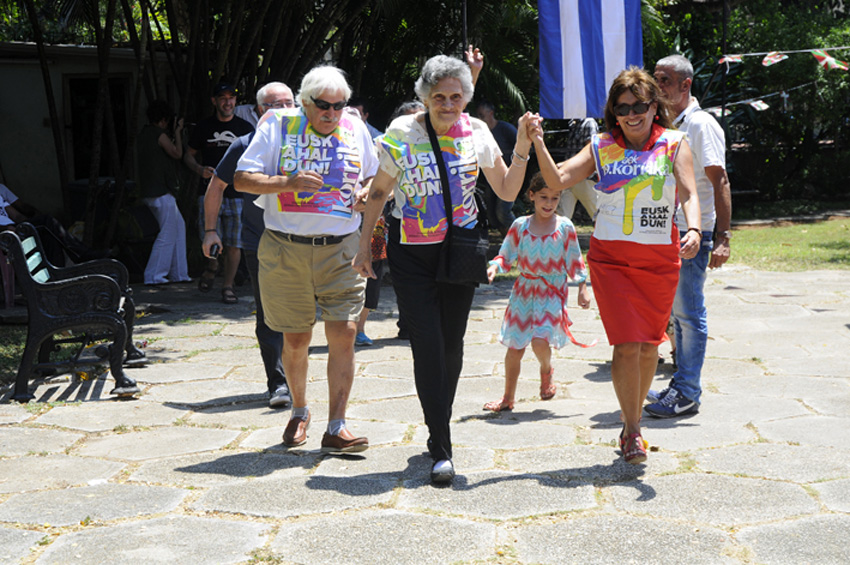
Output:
top-left (613, 102), bottom-right (651, 116)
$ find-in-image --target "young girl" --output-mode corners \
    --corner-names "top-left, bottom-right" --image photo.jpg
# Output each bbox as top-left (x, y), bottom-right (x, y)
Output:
top-left (484, 172), bottom-right (592, 412)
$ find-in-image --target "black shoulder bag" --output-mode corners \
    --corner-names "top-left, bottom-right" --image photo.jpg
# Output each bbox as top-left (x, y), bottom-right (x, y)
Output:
top-left (424, 113), bottom-right (490, 286)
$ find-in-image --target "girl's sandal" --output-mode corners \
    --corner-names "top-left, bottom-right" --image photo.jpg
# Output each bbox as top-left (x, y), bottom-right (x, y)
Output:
top-left (540, 367), bottom-right (556, 400)
top-left (483, 398), bottom-right (514, 412)
top-left (622, 432), bottom-right (648, 465)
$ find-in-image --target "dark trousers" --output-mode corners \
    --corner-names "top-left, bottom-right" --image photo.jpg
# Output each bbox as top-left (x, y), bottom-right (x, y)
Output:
top-left (244, 249), bottom-right (286, 394)
top-left (387, 219), bottom-right (475, 461)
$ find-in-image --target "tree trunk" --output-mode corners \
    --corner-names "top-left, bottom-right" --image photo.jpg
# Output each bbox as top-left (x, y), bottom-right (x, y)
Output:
top-left (22, 0), bottom-right (71, 221)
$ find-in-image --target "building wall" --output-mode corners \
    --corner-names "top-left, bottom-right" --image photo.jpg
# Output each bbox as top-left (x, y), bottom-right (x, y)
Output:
top-left (0, 42), bottom-right (171, 220)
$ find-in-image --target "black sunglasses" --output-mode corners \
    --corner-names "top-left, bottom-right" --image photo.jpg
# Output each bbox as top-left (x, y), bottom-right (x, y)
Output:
top-left (311, 96), bottom-right (347, 111)
top-left (613, 102), bottom-right (651, 116)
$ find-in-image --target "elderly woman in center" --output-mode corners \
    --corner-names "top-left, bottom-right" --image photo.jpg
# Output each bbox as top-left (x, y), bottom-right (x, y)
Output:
top-left (526, 67), bottom-right (701, 464)
top-left (353, 54), bottom-right (533, 484)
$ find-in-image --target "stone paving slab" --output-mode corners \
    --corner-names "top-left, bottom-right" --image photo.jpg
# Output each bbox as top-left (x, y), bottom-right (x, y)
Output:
top-left (0, 454), bottom-right (125, 494)
top-left (696, 444), bottom-right (850, 482)
top-left (757, 415), bottom-right (850, 448)
top-left (128, 361), bottom-right (231, 384)
top-left (811, 478), bottom-right (850, 513)
top-left (35, 515), bottom-right (267, 565)
top-left (129, 450), bottom-right (318, 486)
top-left (34, 399), bottom-right (187, 432)
top-left (75, 426), bottom-right (240, 460)
top-left (397, 470), bottom-right (597, 520)
top-left (0, 403), bottom-right (29, 425)
top-left (314, 445), bottom-right (495, 480)
top-left (0, 426), bottom-right (84, 457)
top-left (736, 514), bottom-right (850, 565)
top-left (502, 445), bottom-right (680, 482)
top-left (609, 474), bottom-right (819, 527)
top-left (0, 483), bottom-right (186, 526)
top-left (0, 526), bottom-right (44, 564)
top-left (194, 474), bottom-right (396, 519)
top-left (271, 510), bottom-right (497, 565)
top-left (512, 514), bottom-right (737, 564)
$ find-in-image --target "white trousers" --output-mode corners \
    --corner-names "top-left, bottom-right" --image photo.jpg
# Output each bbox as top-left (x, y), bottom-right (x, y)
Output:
top-left (143, 193), bottom-right (189, 284)
top-left (556, 178), bottom-right (598, 220)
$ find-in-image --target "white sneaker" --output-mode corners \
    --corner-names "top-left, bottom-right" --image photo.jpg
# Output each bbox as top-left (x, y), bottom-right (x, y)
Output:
top-left (430, 459), bottom-right (455, 484)
top-left (269, 384), bottom-right (291, 408)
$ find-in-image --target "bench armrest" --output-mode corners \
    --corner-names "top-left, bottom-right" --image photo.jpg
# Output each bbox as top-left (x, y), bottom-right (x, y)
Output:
top-left (31, 274), bottom-right (122, 316)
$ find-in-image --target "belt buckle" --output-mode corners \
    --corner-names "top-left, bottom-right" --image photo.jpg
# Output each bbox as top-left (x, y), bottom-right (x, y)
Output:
top-left (312, 236), bottom-right (324, 246)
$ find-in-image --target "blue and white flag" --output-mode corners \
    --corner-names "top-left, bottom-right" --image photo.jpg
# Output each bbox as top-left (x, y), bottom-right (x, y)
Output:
top-left (539, 0), bottom-right (643, 119)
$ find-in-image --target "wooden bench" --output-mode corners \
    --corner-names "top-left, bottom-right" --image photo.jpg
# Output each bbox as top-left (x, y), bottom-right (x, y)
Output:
top-left (0, 222), bottom-right (146, 401)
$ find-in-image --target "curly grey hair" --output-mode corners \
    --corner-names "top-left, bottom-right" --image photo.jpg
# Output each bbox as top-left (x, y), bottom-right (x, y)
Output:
top-left (656, 54), bottom-right (694, 81)
top-left (414, 55), bottom-right (474, 104)
top-left (297, 66), bottom-right (352, 108)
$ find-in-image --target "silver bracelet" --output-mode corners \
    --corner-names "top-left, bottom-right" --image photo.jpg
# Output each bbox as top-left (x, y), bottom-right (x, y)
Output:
top-left (512, 150), bottom-right (530, 162)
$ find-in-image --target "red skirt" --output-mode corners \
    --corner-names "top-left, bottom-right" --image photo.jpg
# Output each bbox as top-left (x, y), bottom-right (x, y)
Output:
top-left (587, 236), bottom-right (680, 346)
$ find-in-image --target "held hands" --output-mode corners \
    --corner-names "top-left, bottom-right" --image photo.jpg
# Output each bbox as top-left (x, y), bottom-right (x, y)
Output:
top-left (486, 263), bottom-right (498, 284)
top-left (679, 230), bottom-right (701, 259)
top-left (517, 112), bottom-right (544, 147)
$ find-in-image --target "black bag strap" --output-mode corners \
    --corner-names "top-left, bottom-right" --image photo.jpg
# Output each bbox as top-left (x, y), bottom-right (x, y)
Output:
top-left (424, 112), bottom-right (455, 233)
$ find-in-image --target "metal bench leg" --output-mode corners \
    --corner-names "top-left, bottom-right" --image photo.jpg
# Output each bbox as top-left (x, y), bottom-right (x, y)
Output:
top-left (108, 320), bottom-right (140, 398)
top-left (12, 334), bottom-right (40, 402)
top-left (121, 295), bottom-right (147, 367)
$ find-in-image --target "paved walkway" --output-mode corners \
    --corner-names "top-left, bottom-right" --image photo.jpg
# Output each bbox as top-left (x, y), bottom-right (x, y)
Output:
top-left (1, 266), bottom-right (849, 564)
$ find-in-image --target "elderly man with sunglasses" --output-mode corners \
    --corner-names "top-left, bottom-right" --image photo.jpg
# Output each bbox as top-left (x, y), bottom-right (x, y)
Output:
top-left (234, 66), bottom-right (378, 453)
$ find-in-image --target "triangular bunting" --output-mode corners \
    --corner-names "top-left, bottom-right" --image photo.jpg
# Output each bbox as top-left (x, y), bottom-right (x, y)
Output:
top-left (812, 49), bottom-right (849, 71)
top-left (762, 52), bottom-right (788, 66)
top-left (706, 107), bottom-right (732, 117)
top-left (719, 54), bottom-right (743, 64)
top-left (749, 100), bottom-right (770, 111)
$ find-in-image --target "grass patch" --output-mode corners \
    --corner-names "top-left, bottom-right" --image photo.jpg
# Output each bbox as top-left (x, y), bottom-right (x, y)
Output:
top-left (729, 218), bottom-right (850, 271)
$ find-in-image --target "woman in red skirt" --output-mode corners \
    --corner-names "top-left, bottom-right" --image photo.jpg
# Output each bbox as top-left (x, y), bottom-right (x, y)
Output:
top-left (527, 67), bottom-right (701, 464)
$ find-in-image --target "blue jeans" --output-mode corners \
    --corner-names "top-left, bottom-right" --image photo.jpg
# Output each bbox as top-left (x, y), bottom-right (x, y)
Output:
top-left (671, 231), bottom-right (713, 404)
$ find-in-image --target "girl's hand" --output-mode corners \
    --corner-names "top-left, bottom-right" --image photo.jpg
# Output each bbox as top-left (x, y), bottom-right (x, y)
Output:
top-left (577, 284), bottom-right (591, 309)
top-left (486, 264), bottom-right (498, 284)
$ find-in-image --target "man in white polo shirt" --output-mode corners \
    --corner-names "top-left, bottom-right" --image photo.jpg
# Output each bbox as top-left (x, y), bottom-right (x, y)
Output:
top-left (646, 54), bottom-right (733, 418)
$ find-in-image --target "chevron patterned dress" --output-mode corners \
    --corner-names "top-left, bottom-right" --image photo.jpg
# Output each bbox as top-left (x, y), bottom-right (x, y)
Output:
top-left (490, 216), bottom-right (588, 350)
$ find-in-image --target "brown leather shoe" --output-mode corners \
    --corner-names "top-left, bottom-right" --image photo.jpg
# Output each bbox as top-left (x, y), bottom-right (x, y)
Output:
top-left (321, 428), bottom-right (369, 453)
top-left (282, 413), bottom-right (310, 447)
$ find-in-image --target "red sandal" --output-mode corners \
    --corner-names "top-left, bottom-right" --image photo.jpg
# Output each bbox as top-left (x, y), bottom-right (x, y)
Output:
top-left (540, 367), bottom-right (556, 400)
top-left (621, 432), bottom-right (648, 465)
top-left (483, 398), bottom-right (514, 412)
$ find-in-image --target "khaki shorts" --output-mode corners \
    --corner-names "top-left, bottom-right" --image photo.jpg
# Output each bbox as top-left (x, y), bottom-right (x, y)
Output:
top-left (258, 230), bottom-right (365, 333)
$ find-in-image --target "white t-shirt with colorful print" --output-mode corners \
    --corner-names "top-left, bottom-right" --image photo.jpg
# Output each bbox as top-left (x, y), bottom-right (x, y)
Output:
top-left (379, 113), bottom-right (501, 245)
top-left (237, 108), bottom-right (379, 237)
top-left (590, 127), bottom-right (685, 245)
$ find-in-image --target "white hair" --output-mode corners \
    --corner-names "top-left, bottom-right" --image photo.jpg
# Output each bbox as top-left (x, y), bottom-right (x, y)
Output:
top-left (296, 66), bottom-right (352, 108)
top-left (256, 82), bottom-right (292, 105)
top-left (414, 55), bottom-right (474, 104)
